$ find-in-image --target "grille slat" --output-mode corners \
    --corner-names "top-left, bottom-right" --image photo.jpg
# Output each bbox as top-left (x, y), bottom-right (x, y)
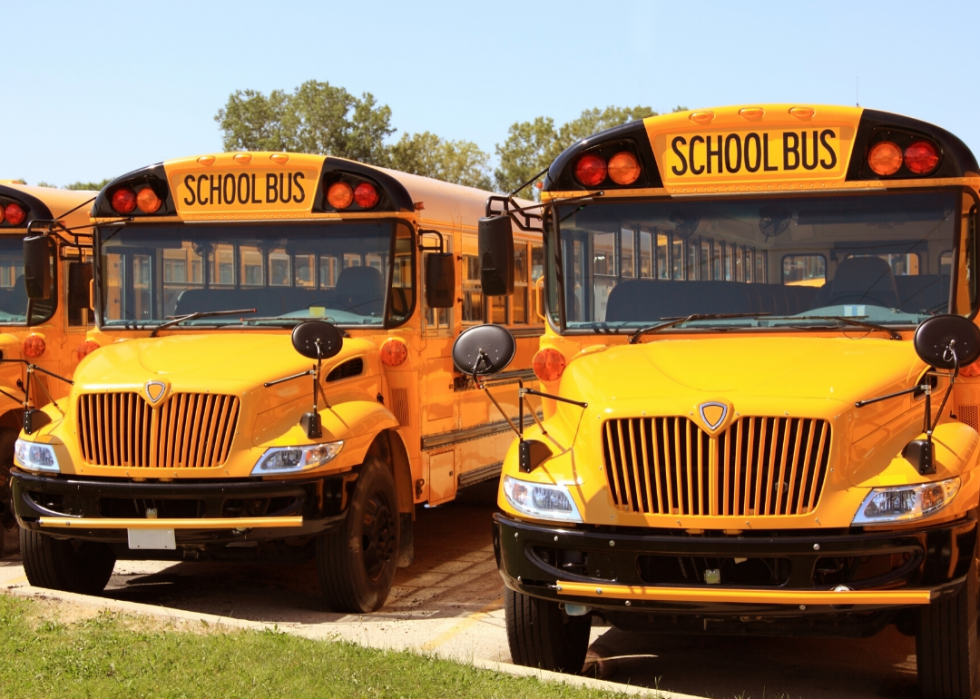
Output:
top-left (78, 392), bottom-right (239, 469)
top-left (602, 416), bottom-right (831, 517)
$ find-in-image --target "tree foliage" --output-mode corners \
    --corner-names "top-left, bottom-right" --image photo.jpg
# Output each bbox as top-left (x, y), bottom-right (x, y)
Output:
top-left (215, 81), bottom-right (394, 166)
top-left (65, 178), bottom-right (112, 191)
top-left (389, 132), bottom-right (492, 190)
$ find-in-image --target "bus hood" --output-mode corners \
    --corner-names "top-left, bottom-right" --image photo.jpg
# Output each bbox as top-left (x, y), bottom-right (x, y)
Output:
top-left (76, 333), bottom-right (372, 390)
top-left (561, 336), bottom-right (923, 410)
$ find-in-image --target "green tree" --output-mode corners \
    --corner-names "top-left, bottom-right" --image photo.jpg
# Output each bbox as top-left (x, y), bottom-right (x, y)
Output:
top-left (215, 81), bottom-right (394, 166)
top-left (65, 178), bottom-right (112, 191)
top-left (389, 132), bottom-right (492, 190)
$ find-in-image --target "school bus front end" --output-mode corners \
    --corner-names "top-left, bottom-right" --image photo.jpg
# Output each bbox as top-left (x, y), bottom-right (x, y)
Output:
top-left (491, 105), bottom-right (980, 697)
top-left (9, 153), bottom-right (439, 612)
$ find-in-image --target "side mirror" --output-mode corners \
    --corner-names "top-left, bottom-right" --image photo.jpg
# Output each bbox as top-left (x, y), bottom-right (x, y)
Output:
top-left (913, 315), bottom-right (980, 370)
top-left (478, 215), bottom-right (514, 296)
top-left (68, 262), bottom-right (93, 311)
top-left (425, 252), bottom-right (455, 309)
top-left (23, 236), bottom-right (52, 300)
top-left (291, 320), bottom-right (343, 360)
top-left (452, 323), bottom-right (515, 376)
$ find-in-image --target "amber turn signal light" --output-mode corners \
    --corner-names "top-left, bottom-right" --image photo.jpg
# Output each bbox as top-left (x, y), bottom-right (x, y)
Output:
top-left (327, 182), bottom-right (354, 209)
top-left (868, 141), bottom-right (903, 176)
top-left (607, 152), bottom-right (641, 185)
top-left (532, 348), bottom-right (566, 382)
top-left (77, 340), bottom-right (100, 361)
top-left (23, 334), bottom-right (45, 359)
top-left (380, 338), bottom-right (408, 366)
top-left (136, 187), bottom-right (162, 213)
top-left (574, 154), bottom-right (607, 187)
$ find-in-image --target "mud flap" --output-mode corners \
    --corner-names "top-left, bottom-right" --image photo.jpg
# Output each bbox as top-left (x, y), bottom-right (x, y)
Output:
top-left (397, 512), bottom-right (414, 568)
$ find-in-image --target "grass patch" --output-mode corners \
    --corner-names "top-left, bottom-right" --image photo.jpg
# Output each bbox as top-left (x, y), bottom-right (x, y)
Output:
top-left (0, 593), bottom-right (635, 699)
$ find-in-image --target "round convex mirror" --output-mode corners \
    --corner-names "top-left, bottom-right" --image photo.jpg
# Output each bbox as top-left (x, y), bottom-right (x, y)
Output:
top-left (913, 315), bottom-right (980, 370)
top-left (452, 324), bottom-right (516, 376)
top-left (291, 320), bottom-right (343, 360)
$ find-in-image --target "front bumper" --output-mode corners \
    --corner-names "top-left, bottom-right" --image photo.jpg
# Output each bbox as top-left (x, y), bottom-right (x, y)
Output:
top-left (12, 468), bottom-right (358, 546)
top-left (493, 512), bottom-right (977, 616)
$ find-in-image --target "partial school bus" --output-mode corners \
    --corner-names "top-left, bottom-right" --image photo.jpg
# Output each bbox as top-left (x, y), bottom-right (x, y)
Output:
top-left (0, 184), bottom-right (93, 555)
top-left (481, 106), bottom-right (980, 698)
top-left (10, 154), bottom-right (539, 612)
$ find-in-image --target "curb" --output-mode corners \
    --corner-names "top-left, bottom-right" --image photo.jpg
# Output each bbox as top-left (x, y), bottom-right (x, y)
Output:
top-left (3, 584), bottom-right (704, 699)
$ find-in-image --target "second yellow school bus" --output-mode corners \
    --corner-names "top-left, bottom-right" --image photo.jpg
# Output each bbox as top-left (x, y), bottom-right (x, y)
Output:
top-left (10, 153), bottom-right (539, 612)
top-left (481, 105), bottom-right (980, 698)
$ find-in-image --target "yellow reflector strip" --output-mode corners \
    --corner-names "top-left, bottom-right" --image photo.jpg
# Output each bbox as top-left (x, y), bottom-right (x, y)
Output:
top-left (197, 156), bottom-right (215, 166)
top-left (689, 111), bottom-right (714, 125)
top-left (233, 153), bottom-right (252, 164)
top-left (38, 516), bottom-right (303, 530)
top-left (555, 580), bottom-right (933, 606)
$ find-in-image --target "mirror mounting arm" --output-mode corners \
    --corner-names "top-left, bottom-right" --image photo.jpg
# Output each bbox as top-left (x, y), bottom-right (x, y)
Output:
top-left (417, 229), bottom-right (445, 253)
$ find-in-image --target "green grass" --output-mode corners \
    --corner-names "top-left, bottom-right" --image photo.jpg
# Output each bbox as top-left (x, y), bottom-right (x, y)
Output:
top-left (0, 594), bottom-right (635, 699)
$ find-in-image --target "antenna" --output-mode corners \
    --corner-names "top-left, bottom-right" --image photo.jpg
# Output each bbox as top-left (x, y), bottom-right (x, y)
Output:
top-left (856, 76), bottom-right (860, 107)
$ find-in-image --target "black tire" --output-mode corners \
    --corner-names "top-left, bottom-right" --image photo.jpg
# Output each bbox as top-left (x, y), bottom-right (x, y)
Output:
top-left (505, 586), bottom-right (592, 673)
top-left (20, 528), bottom-right (116, 595)
top-left (0, 427), bottom-right (19, 556)
top-left (916, 533), bottom-right (980, 699)
top-left (316, 456), bottom-right (399, 613)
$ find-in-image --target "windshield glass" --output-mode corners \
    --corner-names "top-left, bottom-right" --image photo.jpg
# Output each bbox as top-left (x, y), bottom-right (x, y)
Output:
top-left (0, 238), bottom-right (28, 323)
top-left (98, 221), bottom-right (414, 328)
top-left (554, 191), bottom-right (969, 332)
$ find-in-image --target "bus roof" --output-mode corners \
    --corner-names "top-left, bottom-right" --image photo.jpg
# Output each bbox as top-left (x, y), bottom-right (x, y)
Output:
top-left (542, 104), bottom-right (979, 198)
top-left (92, 153), bottom-right (520, 230)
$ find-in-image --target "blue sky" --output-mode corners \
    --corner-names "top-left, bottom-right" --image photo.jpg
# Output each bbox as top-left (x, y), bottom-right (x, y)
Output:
top-left (5, 0), bottom-right (977, 188)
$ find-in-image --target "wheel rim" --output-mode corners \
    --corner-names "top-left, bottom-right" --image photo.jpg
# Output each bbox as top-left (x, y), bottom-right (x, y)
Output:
top-left (361, 492), bottom-right (395, 582)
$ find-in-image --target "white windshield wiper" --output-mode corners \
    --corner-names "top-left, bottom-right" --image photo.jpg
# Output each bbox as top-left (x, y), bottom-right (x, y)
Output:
top-left (768, 315), bottom-right (902, 340)
top-left (629, 313), bottom-right (770, 344)
top-left (149, 308), bottom-right (256, 337)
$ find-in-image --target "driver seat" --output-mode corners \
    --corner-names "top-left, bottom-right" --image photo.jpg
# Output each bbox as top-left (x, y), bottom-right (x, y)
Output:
top-left (333, 266), bottom-right (384, 316)
top-left (823, 256), bottom-right (900, 309)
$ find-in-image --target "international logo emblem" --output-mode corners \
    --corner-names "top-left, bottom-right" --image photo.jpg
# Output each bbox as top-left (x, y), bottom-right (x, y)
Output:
top-left (699, 402), bottom-right (728, 431)
top-left (145, 381), bottom-right (167, 405)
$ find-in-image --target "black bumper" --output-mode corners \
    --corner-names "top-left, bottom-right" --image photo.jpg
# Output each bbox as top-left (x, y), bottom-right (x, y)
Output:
top-left (493, 512), bottom-right (977, 617)
top-left (12, 468), bottom-right (357, 546)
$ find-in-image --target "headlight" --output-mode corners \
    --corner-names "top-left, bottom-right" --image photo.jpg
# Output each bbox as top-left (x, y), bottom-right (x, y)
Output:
top-left (852, 477), bottom-right (960, 525)
top-left (14, 439), bottom-right (60, 473)
top-left (502, 475), bottom-right (582, 523)
top-left (251, 442), bottom-right (343, 476)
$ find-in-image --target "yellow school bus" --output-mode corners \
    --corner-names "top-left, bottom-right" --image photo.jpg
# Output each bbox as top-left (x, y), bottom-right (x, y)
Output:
top-left (9, 153), bottom-right (541, 612)
top-left (0, 184), bottom-right (94, 555)
top-left (478, 105), bottom-right (980, 697)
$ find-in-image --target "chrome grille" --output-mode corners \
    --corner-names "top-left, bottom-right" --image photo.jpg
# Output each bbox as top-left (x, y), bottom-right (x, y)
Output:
top-left (602, 416), bottom-right (831, 516)
top-left (78, 392), bottom-right (240, 468)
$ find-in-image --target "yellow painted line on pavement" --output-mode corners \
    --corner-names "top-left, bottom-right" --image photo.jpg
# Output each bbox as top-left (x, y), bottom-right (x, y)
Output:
top-left (420, 597), bottom-right (503, 651)
top-left (5, 575), bottom-right (27, 584)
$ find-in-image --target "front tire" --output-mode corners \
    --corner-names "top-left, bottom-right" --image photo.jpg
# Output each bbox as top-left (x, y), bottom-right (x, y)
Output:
top-left (916, 534), bottom-right (980, 698)
top-left (21, 529), bottom-right (116, 595)
top-left (316, 456), bottom-right (399, 613)
top-left (505, 586), bottom-right (592, 673)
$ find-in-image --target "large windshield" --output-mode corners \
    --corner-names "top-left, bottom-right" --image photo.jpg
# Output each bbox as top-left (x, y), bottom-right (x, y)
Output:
top-left (98, 220), bottom-right (414, 328)
top-left (554, 191), bottom-right (971, 332)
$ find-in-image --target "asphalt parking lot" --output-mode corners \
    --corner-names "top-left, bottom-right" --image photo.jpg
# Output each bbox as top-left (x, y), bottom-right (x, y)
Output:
top-left (1, 481), bottom-right (923, 699)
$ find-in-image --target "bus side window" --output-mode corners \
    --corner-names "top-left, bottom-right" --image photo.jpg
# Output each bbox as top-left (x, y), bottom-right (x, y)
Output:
top-left (462, 235), bottom-right (483, 324)
top-left (782, 255), bottom-right (826, 287)
top-left (512, 243), bottom-right (528, 324)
